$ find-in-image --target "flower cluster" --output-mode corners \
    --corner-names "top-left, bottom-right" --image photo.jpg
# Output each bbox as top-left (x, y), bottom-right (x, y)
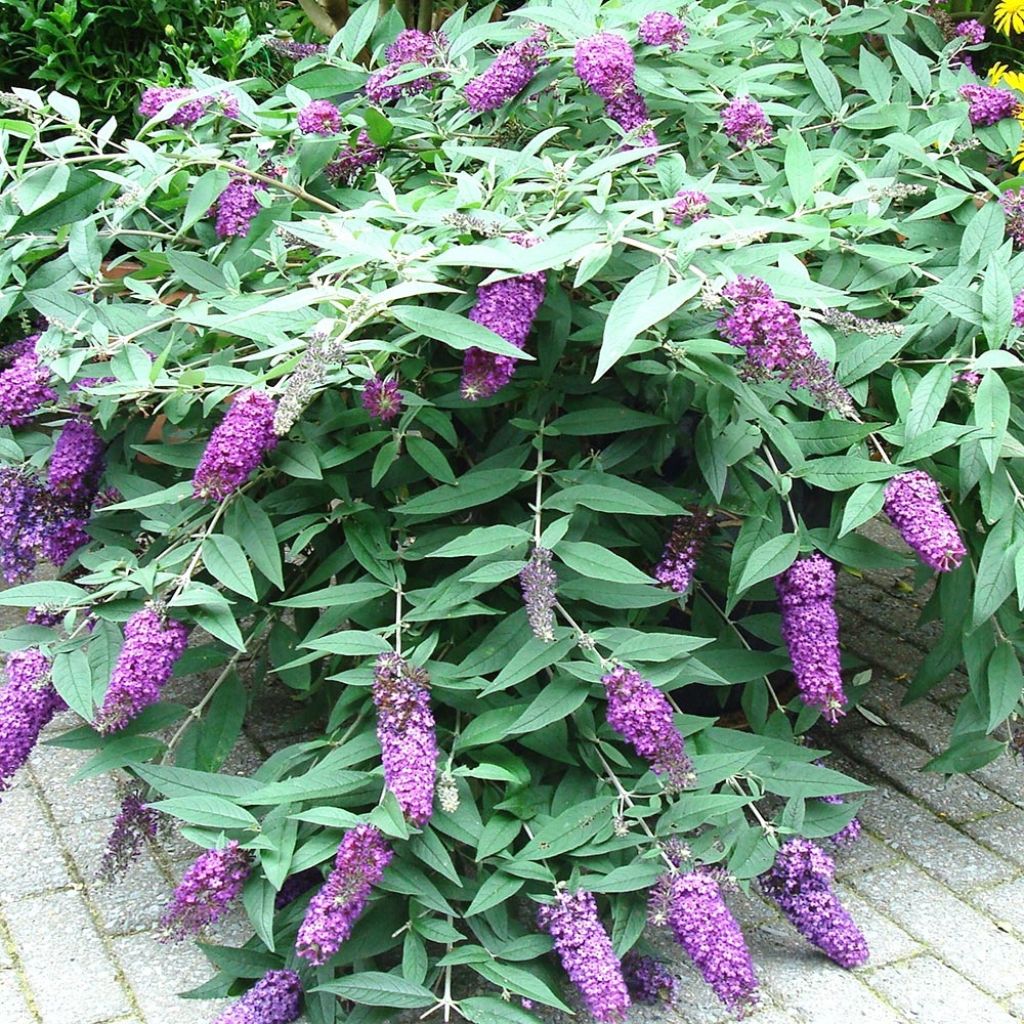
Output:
top-left (776, 554), bottom-right (846, 723)
top-left (48, 421), bottom-right (105, 504)
top-left (366, 30), bottom-right (446, 105)
top-left (296, 824), bottom-right (393, 965)
top-left (1002, 188), bottom-right (1024, 247)
top-left (759, 839), bottom-right (869, 968)
top-left (654, 509), bottom-right (713, 594)
top-left (99, 789), bottom-right (162, 881)
top-left (959, 84), bottom-right (1019, 127)
top-left (160, 840), bottom-right (251, 940)
top-left (193, 390), bottom-right (278, 500)
top-left (212, 969), bottom-right (302, 1024)
top-left (263, 36), bottom-right (325, 60)
top-left (138, 86), bottom-right (237, 125)
top-left (519, 545), bottom-right (558, 641)
top-left (0, 350), bottom-right (56, 427)
top-left (883, 471), bottom-right (966, 572)
top-left (649, 872), bottom-right (758, 1011)
top-left (297, 99), bottom-right (341, 135)
top-left (622, 953), bottom-right (677, 1004)
top-left (466, 27), bottom-right (549, 112)
top-left (274, 868), bottom-right (322, 910)
top-left (362, 376), bottom-right (403, 422)
top-left (94, 608), bottom-right (189, 733)
top-left (602, 665), bottom-right (695, 790)
top-left (372, 652), bottom-right (437, 826)
top-left (461, 234), bottom-right (547, 400)
top-left (537, 888), bottom-right (631, 1023)
top-left (718, 276), bottom-right (854, 415)
top-left (638, 12), bottom-right (689, 51)
top-left (212, 171), bottom-right (269, 239)
top-left (956, 18), bottom-right (986, 44)
top-left (1014, 291), bottom-right (1024, 327)
top-left (325, 130), bottom-right (384, 184)
top-left (721, 96), bottom-right (773, 147)
top-left (670, 189), bottom-right (710, 225)
top-left (0, 649), bottom-right (63, 796)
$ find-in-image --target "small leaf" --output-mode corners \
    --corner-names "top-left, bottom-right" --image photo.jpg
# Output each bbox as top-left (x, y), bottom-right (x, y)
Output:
top-left (314, 972), bottom-right (435, 1008)
top-left (392, 306), bottom-right (535, 361)
top-left (557, 542), bottom-right (654, 585)
top-left (736, 534), bottom-right (800, 593)
top-left (203, 534), bottom-right (257, 600)
top-left (986, 642), bottom-right (1023, 731)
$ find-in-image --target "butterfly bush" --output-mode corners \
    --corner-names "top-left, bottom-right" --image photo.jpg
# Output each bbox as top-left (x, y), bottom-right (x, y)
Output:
top-left (1, 0), bottom-right (1021, 1018)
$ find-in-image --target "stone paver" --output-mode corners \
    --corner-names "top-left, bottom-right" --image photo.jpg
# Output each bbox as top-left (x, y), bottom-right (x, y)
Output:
top-left (0, 970), bottom-right (35, 1024)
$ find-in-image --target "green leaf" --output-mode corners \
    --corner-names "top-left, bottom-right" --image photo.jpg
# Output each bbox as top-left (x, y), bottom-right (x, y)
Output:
top-left (784, 129), bottom-right (814, 208)
top-left (484, 635), bottom-right (576, 694)
top-left (982, 258), bottom-right (1014, 347)
top-left (466, 871), bottom-right (525, 916)
top-left (961, 202), bottom-right (1005, 268)
top-left (557, 541), bottom-right (654, 584)
top-left (975, 371), bottom-right (1011, 473)
top-left (15, 163), bottom-right (71, 215)
top-left (227, 496), bottom-right (284, 590)
top-left (461, 996), bottom-right (543, 1024)
top-left (836, 332), bottom-right (906, 384)
top-left (985, 642), bottom-right (1022, 731)
top-left (167, 252), bottom-right (227, 293)
top-left (839, 480), bottom-right (887, 538)
top-left (195, 672), bottom-right (246, 772)
top-left (800, 39), bottom-right (842, 108)
top-left (469, 963), bottom-right (570, 1013)
top-left (150, 796), bottom-right (259, 830)
top-left (792, 457), bottom-right (894, 491)
top-left (736, 533), bottom-right (799, 593)
top-left (548, 406), bottom-right (667, 435)
top-left (516, 798), bottom-right (612, 860)
top-left (973, 517), bottom-right (1017, 628)
top-left (858, 47), bottom-right (892, 104)
top-left (905, 363), bottom-right (952, 440)
top-left (612, 633), bottom-right (712, 662)
top-left (0, 581), bottom-right (89, 607)
top-left (341, 0), bottom-right (379, 59)
top-left (302, 631), bottom-right (392, 655)
top-left (203, 534), bottom-right (257, 600)
top-left (886, 37), bottom-right (932, 100)
top-left (923, 735), bottom-right (1005, 774)
top-left (429, 526), bottom-right (530, 558)
top-left (314, 972), bottom-right (435, 1008)
top-left (275, 581), bottom-right (391, 608)
top-left (392, 306), bottom-right (535, 361)
top-left (182, 169), bottom-right (229, 232)
top-left (509, 675), bottom-right (588, 735)
top-left (192, 604), bottom-right (247, 651)
top-left (51, 648), bottom-right (94, 721)
top-left (407, 435), bottom-right (457, 484)
top-left (396, 469), bottom-right (524, 518)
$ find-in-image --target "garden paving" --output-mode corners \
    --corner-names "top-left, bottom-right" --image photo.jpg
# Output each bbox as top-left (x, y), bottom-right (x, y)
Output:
top-left (1, 518), bottom-right (1023, 1023)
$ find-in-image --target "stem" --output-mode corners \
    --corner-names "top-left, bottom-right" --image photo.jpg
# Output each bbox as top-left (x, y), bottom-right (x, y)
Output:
top-left (394, 577), bottom-right (404, 657)
top-left (727, 777), bottom-right (775, 835)
top-left (532, 422), bottom-right (545, 546)
top-left (167, 498), bottom-right (231, 605)
top-left (763, 446), bottom-right (800, 532)
top-left (195, 159), bottom-right (342, 214)
top-left (417, 0), bottom-right (434, 33)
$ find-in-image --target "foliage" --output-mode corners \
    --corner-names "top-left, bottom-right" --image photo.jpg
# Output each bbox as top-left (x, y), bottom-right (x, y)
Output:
top-left (1, 0), bottom-right (1024, 1020)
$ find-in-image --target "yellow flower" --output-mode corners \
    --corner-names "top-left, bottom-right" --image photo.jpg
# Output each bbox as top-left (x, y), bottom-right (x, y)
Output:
top-left (995, 0), bottom-right (1024, 37)
top-left (990, 62), bottom-right (1024, 90)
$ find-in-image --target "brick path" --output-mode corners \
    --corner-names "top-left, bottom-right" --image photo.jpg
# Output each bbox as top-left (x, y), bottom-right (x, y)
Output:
top-left (1, 519), bottom-right (1023, 1023)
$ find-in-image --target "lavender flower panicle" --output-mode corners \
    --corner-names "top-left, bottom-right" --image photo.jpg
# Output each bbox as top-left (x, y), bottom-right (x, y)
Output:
top-left (1002, 189), bottom-right (1024, 248)
top-left (956, 19), bottom-right (986, 44)
top-left (372, 652), bottom-right (437, 826)
top-left (466, 27), bottom-right (549, 112)
top-left (519, 545), bottom-right (558, 641)
top-left (776, 554), bottom-right (846, 724)
top-left (193, 390), bottom-right (278, 501)
top-left (49, 421), bottom-right (105, 504)
top-left (0, 352), bottom-right (56, 427)
top-left (94, 609), bottom-right (188, 734)
top-left (461, 234), bottom-right (547, 400)
top-left (537, 888), bottom-right (631, 1023)
top-left (654, 510), bottom-right (713, 594)
top-left (365, 30), bottom-right (446, 105)
top-left (650, 872), bottom-right (758, 1011)
top-left (0, 649), bottom-right (63, 796)
top-left (325, 130), bottom-right (384, 183)
top-left (160, 840), bottom-right (251, 941)
top-left (638, 12), bottom-right (689, 51)
top-left (138, 87), bottom-right (237, 125)
top-left (759, 839), bottom-right (869, 968)
top-left (959, 84), bottom-right (1019, 127)
top-left (721, 96), bottom-right (773, 147)
top-left (1014, 291), bottom-right (1024, 328)
top-left (212, 969), bottom-right (302, 1024)
top-left (362, 376), bottom-right (403, 422)
top-left (883, 471), bottom-right (966, 572)
top-left (213, 173), bottom-right (268, 239)
top-left (622, 952), bottom-right (677, 1005)
top-left (602, 665), bottom-right (695, 790)
top-left (671, 189), bottom-right (710, 225)
top-left (99, 790), bottom-right (161, 881)
top-left (296, 824), bottom-right (393, 965)
top-left (274, 868), bottom-right (322, 909)
top-left (297, 99), bottom-right (341, 135)
top-left (263, 36), bottom-right (325, 60)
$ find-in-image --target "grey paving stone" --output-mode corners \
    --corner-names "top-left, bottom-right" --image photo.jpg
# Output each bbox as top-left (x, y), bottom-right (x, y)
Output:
top-left (836, 611), bottom-right (931, 682)
top-left (833, 888), bottom-right (921, 967)
top-left (867, 955), bottom-right (1018, 1024)
top-left (28, 743), bottom-right (121, 826)
top-left (961, 809), bottom-right (1024, 869)
top-left (832, 832), bottom-right (901, 880)
top-left (0, 970), bottom-right (35, 1024)
top-left (112, 933), bottom-right (231, 1024)
top-left (836, 575), bottom-right (941, 653)
top-left (848, 862), bottom-right (1024, 998)
top-left (0, 786), bottom-right (71, 901)
top-left (965, 876), bottom-right (1024, 943)
top-left (856, 787), bottom-right (1017, 892)
top-left (1008, 990), bottom-right (1024, 1019)
top-left (4, 889), bottom-right (131, 1024)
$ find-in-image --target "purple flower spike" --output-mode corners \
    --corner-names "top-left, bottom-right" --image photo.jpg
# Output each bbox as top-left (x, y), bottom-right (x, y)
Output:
top-left (325, 130), bottom-right (384, 183)
top-left (362, 376), bottom-right (403, 422)
top-left (537, 888), bottom-right (631, 1023)
top-left (0, 649), bottom-right (63, 796)
top-left (160, 840), bottom-right (251, 941)
top-left (654, 510), bottom-right (713, 594)
top-left (94, 609), bottom-right (188, 734)
top-left (193, 390), bottom-right (278, 501)
top-left (99, 790), bottom-right (161, 881)
top-left (460, 234), bottom-right (546, 400)
top-left (373, 652), bottom-right (437, 826)
top-left (138, 87), bottom-right (236, 125)
top-left (0, 352), bottom-right (56, 427)
top-left (1014, 291), bottom-right (1024, 327)
top-left (959, 84), bottom-right (1019, 127)
top-left (883, 471), bottom-right (966, 572)
top-left (519, 545), bottom-right (558, 642)
top-left (297, 99), bottom-right (342, 135)
top-left (212, 969), bottom-right (302, 1024)
top-left (274, 867), bottom-right (323, 909)
top-left (602, 664), bottom-right (695, 790)
top-left (214, 174), bottom-right (268, 239)
top-left (650, 872), bottom-right (758, 1012)
top-left (760, 838), bottom-right (869, 968)
top-left (365, 30), bottom-right (446, 105)
top-left (721, 96), bottom-right (773, 147)
top-left (465, 28), bottom-right (549, 112)
top-left (776, 554), bottom-right (846, 723)
top-left (574, 33), bottom-right (636, 99)
top-left (623, 952), bottom-right (677, 1005)
top-left (49, 421), bottom-right (105, 504)
top-left (296, 824), bottom-right (393, 965)
top-left (956, 19), bottom-right (986, 45)
top-left (670, 189), bottom-right (710, 225)
top-left (638, 12), bottom-right (689, 51)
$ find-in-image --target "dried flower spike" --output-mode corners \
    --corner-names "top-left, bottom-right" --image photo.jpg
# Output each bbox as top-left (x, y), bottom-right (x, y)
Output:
top-left (519, 546), bottom-right (558, 641)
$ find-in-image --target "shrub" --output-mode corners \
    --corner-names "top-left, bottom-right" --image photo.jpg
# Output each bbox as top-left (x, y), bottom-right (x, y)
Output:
top-left (1, 0), bottom-right (1022, 1020)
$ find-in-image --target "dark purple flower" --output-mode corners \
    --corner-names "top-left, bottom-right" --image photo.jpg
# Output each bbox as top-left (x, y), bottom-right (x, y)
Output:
top-left (638, 12), bottom-right (689, 51)
top-left (654, 510), bottom-right (713, 594)
top-left (296, 824), bottom-right (393, 965)
top-left (955, 19), bottom-right (986, 45)
top-left (386, 29), bottom-right (440, 64)
top-left (48, 421), bottom-right (105, 504)
top-left (721, 96), bottom-right (773, 147)
top-left (1, 332), bottom-right (39, 365)
top-left (519, 546), bottom-right (557, 641)
top-left (670, 189), bottom-right (710, 225)
top-left (883, 471), bottom-right (966, 572)
top-left (759, 838), bottom-right (868, 968)
top-left (99, 789), bottom-right (161, 881)
top-left (25, 606), bottom-right (62, 628)
top-left (94, 608), bottom-right (189, 733)
top-left (960, 84), bottom-right (1019, 127)
top-left (953, 369), bottom-right (982, 387)
top-left (622, 952), bottom-right (677, 1005)
top-left (362, 376), bottom-right (403, 422)
top-left (263, 37), bottom-right (326, 60)
top-left (1013, 291), bottom-right (1024, 328)
top-left (0, 352), bottom-right (56, 427)
top-left (461, 234), bottom-right (546, 400)
top-left (602, 665), bottom-right (695, 790)
top-left (325, 130), bottom-right (384, 183)
top-left (603, 87), bottom-right (658, 162)
top-left (39, 517), bottom-right (91, 567)
top-left (213, 173), bottom-right (268, 239)
top-left (574, 33), bottom-right (636, 100)
top-left (776, 554), bottom-right (846, 723)
top-left (193, 390), bottom-right (278, 501)
top-left (365, 30), bottom-right (446, 105)
top-left (297, 99), bottom-right (341, 136)
top-left (465, 28), bottom-right (549, 112)
top-left (537, 888), bottom-right (630, 1023)
top-left (274, 868), bottom-right (322, 909)
top-left (0, 649), bottom-right (63, 796)
top-left (0, 469), bottom-right (49, 581)
top-left (650, 871), bottom-right (758, 1011)
top-left (212, 969), bottom-right (302, 1024)
top-left (1002, 188), bottom-right (1024, 247)
top-left (160, 840), bottom-right (251, 941)
top-left (373, 652), bottom-right (437, 826)
top-left (138, 87), bottom-right (237, 125)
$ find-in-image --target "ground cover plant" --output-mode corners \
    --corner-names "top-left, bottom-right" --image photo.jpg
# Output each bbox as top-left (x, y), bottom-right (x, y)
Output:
top-left (1, 0), bottom-right (1024, 1021)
